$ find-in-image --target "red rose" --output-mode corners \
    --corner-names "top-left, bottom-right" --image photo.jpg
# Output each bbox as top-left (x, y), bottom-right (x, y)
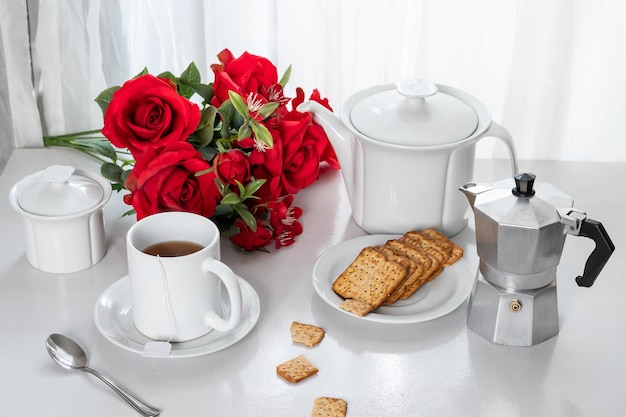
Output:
top-left (274, 109), bottom-right (338, 195)
top-left (248, 108), bottom-right (338, 200)
top-left (210, 49), bottom-right (278, 107)
top-left (123, 142), bottom-right (221, 219)
top-left (248, 127), bottom-right (284, 203)
top-left (268, 195), bottom-right (303, 248)
top-left (291, 88), bottom-right (339, 170)
top-left (213, 149), bottom-right (251, 186)
top-left (231, 219), bottom-right (273, 251)
top-left (102, 74), bottom-right (200, 158)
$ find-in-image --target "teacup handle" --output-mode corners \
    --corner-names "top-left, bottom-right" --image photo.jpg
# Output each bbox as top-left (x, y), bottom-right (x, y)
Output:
top-left (201, 258), bottom-right (243, 332)
top-left (478, 121), bottom-right (519, 176)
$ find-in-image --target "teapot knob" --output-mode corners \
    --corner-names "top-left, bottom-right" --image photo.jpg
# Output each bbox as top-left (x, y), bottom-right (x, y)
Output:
top-left (512, 172), bottom-right (536, 197)
top-left (396, 79), bottom-right (438, 100)
top-left (43, 165), bottom-right (75, 185)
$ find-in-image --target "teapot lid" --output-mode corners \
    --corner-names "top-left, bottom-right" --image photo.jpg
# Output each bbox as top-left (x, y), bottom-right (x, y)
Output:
top-left (16, 165), bottom-right (105, 216)
top-left (350, 79), bottom-right (479, 146)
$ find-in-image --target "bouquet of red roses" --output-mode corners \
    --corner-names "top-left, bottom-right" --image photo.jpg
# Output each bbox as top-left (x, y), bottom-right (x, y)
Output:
top-left (44, 49), bottom-right (339, 251)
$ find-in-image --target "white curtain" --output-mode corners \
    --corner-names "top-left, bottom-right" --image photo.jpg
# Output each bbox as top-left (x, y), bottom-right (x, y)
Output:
top-left (0, 0), bottom-right (42, 169)
top-left (2, 0), bottom-right (626, 168)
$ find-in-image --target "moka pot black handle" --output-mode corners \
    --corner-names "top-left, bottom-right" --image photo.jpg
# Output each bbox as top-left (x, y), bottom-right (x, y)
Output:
top-left (575, 219), bottom-right (615, 287)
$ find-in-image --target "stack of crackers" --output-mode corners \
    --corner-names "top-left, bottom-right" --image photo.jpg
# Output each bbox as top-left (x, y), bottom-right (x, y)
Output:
top-left (333, 228), bottom-right (463, 316)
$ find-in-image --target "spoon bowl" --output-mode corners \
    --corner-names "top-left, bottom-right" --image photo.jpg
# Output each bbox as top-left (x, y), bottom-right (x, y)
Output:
top-left (46, 333), bottom-right (160, 416)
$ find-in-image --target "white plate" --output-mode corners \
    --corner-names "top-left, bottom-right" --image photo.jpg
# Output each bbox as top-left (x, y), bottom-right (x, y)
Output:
top-left (312, 234), bottom-right (475, 323)
top-left (94, 275), bottom-right (260, 358)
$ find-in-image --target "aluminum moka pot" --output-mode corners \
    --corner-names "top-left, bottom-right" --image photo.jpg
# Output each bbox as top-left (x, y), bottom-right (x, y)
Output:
top-left (460, 173), bottom-right (614, 346)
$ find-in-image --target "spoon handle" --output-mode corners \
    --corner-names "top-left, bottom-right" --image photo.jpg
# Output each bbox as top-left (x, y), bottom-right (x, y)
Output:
top-left (83, 367), bottom-right (160, 416)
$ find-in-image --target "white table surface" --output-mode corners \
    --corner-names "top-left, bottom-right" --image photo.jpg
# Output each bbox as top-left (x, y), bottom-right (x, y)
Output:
top-left (1, 148), bottom-right (624, 417)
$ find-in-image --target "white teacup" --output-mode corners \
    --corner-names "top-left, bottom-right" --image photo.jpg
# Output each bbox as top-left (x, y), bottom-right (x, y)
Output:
top-left (126, 211), bottom-right (242, 342)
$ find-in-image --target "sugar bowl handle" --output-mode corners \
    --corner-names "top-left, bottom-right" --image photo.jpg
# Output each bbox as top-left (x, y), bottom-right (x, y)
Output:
top-left (558, 209), bottom-right (615, 287)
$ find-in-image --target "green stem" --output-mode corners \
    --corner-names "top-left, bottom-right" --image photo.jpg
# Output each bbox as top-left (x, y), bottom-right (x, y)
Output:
top-left (43, 129), bottom-right (103, 143)
top-left (43, 129), bottom-right (131, 166)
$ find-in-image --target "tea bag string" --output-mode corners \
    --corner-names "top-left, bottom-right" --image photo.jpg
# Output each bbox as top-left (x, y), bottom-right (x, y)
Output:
top-left (141, 256), bottom-right (174, 367)
top-left (157, 255), bottom-right (175, 344)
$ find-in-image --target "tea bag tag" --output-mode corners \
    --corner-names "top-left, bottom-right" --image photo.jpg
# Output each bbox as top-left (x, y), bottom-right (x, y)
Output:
top-left (141, 341), bottom-right (172, 358)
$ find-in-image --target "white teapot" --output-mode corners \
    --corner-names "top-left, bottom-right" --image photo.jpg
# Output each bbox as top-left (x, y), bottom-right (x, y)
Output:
top-left (298, 79), bottom-right (518, 236)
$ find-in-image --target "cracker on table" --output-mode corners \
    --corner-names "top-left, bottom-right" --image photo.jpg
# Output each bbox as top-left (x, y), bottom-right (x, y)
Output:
top-left (291, 322), bottom-right (325, 348)
top-left (311, 397), bottom-right (348, 417)
top-left (276, 354), bottom-right (319, 383)
top-left (339, 298), bottom-right (374, 317)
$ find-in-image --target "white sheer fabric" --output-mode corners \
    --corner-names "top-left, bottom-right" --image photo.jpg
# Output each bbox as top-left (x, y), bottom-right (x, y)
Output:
top-left (0, 0), bottom-right (42, 168)
top-left (2, 0), bottom-right (625, 165)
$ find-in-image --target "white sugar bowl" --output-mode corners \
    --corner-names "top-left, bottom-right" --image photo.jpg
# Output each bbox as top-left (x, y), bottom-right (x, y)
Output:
top-left (9, 165), bottom-right (112, 274)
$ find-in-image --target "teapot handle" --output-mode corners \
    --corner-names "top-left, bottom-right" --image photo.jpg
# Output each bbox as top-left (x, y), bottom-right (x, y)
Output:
top-left (558, 209), bottom-right (615, 287)
top-left (479, 121), bottom-right (519, 176)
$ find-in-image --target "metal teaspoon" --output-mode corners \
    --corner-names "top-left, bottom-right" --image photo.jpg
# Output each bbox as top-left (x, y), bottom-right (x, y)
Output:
top-left (46, 333), bottom-right (160, 416)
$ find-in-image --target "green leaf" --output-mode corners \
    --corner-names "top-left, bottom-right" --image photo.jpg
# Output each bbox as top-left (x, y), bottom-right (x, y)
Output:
top-left (221, 192), bottom-right (241, 205)
top-left (177, 84), bottom-right (194, 99)
top-left (278, 65), bottom-right (292, 87)
top-left (195, 167), bottom-right (212, 177)
top-left (213, 178), bottom-right (230, 195)
top-left (228, 91), bottom-right (249, 118)
top-left (217, 102), bottom-right (235, 138)
top-left (182, 82), bottom-right (213, 103)
top-left (120, 208), bottom-right (136, 217)
top-left (75, 139), bottom-right (118, 161)
top-left (135, 67), bottom-right (149, 78)
top-left (177, 63), bottom-right (201, 99)
top-left (198, 145), bottom-right (218, 162)
top-left (180, 62), bottom-right (201, 84)
top-left (100, 162), bottom-right (123, 183)
top-left (238, 124), bottom-right (252, 141)
top-left (250, 121), bottom-right (274, 148)
top-left (234, 205), bottom-right (258, 231)
top-left (214, 203), bottom-right (234, 217)
top-left (94, 86), bottom-right (120, 115)
top-left (120, 158), bottom-right (135, 168)
top-left (243, 178), bottom-right (266, 199)
top-left (258, 102), bottom-right (279, 118)
top-left (157, 71), bottom-right (176, 81)
top-left (196, 106), bottom-right (217, 147)
top-left (236, 180), bottom-right (246, 197)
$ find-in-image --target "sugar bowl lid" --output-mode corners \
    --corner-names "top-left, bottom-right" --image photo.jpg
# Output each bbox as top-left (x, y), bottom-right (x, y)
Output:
top-left (15, 165), bottom-right (109, 217)
top-left (349, 79), bottom-right (479, 146)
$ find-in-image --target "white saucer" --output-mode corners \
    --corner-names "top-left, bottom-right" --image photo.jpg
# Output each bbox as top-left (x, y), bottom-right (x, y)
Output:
top-left (94, 275), bottom-right (260, 358)
top-left (312, 234), bottom-right (475, 324)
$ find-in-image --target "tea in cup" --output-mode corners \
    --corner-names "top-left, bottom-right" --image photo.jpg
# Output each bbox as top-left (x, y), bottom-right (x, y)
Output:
top-left (126, 211), bottom-right (242, 342)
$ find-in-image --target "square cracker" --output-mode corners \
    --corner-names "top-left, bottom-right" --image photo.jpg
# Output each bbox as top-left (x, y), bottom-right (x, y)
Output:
top-left (291, 322), bottom-right (325, 347)
top-left (276, 355), bottom-right (319, 383)
top-left (311, 397), bottom-right (348, 417)
top-left (383, 239), bottom-right (436, 298)
top-left (400, 233), bottom-right (450, 266)
top-left (372, 246), bottom-right (416, 305)
top-left (332, 246), bottom-right (408, 309)
top-left (375, 245), bottom-right (424, 305)
top-left (420, 228), bottom-right (464, 266)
